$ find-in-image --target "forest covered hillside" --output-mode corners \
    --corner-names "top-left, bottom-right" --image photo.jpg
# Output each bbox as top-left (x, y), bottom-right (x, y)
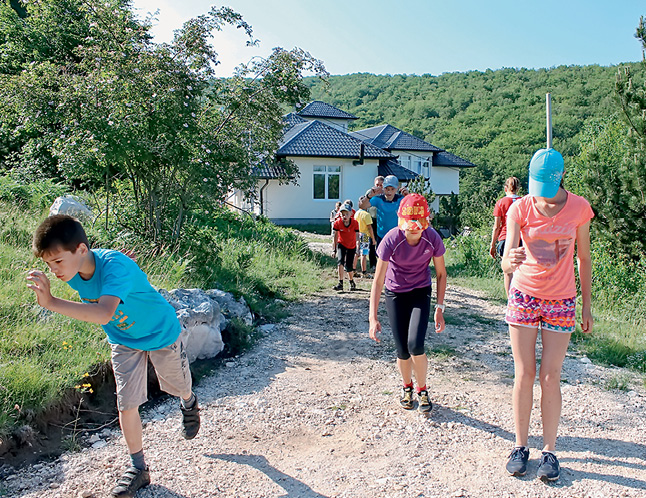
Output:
top-left (306, 64), bottom-right (645, 226)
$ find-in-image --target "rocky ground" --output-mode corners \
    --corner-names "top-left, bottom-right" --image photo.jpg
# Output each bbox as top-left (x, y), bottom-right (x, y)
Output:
top-left (2, 267), bottom-right (645, 497)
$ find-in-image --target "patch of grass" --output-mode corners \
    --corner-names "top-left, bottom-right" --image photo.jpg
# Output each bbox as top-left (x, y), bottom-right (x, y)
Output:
top-left (427, 345), bottom-right (458, 360)
top-left (442, 314), bottom-right (464, 326)
top-left (604, 373), bottom-right (632, 391)
top-left (328, 404), bottom-right (347, 411)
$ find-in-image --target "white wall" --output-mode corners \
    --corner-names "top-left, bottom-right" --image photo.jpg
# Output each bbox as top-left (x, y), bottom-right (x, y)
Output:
top-left (260, 157), bottom-right (379, 221)
top-left (429, 167), bottom-right (459, 195)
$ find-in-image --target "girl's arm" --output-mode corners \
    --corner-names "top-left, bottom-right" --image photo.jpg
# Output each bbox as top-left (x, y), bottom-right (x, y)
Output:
top-left (369, 258), bottom-right (388, 342)
top-left (576, 221), bottom-right (593, 333)
top-left (433, 255), bottom-right (447, 333)
top-left (501, 219), bottom-right (525, 274)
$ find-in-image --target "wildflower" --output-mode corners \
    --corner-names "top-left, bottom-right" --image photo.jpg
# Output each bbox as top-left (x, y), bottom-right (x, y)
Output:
top-left (183, 123), bottom-right (188, 128)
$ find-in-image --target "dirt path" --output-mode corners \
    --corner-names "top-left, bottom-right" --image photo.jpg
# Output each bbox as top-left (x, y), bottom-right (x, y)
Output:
top-left (2, 276), bottom-right (646, 497)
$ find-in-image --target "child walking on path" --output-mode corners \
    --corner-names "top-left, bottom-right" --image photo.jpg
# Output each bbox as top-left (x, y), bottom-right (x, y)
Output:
top-left (368, 194), bottom-right (446, 413)
top-left (354, 196), bottom-right (376, 277)
top-left (490, 176), bottom-right (521, 296)
top-left (332, 204), bottom-right (359, 291)
top-left (27, 215), bottom-right (200, 498)
top-left (502, 149), bottom-right (593, 482)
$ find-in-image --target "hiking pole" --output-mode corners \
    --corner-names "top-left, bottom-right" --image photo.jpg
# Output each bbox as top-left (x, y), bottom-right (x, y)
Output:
top-left (546, 93), bottom-right (552, 149)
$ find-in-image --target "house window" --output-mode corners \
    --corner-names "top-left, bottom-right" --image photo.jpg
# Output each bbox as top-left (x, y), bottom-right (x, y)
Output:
top-left (413, 158), bottom-right (422, 174)
top-left (422, 157), bottom-right (431, 176)
top-left (401, 156), bottom-right (411, 170)
top-left (313, 166), bottom-right (340, 200)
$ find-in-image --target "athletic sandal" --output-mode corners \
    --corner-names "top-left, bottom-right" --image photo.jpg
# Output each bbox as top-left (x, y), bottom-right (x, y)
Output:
top-left (506, 446), bottom-right (530, 476)
top-left (181, 395), bottom-right (200, 440)
top-left (110, 466), bottom-right (150, 498)
top-left (417, 389), bottom-right (432, 413)
top-left (400, 386), bottom-right (414, 410)
top-left (536, 451), bottom-right (560, 481)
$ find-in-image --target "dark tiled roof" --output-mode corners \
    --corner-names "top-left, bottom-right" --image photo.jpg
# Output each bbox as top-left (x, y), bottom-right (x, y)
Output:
top-left (277, 120), bottom-right (394, 159)
top-left (283, 112), bottom-right (307, 130)
top-left (351, 124), bottom-right (442, 152)
top-left (252, 164), bottom-right (293, 179)
top-left (379, 160), bottom-right (419, 181)
top-left (297, 101), bottom-right (358, 120)
top-left (434, 151), bottom-right (476, 168)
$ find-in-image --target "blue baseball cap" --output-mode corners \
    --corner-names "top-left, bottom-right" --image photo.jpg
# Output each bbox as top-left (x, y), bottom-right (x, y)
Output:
top-left (383, 175), bottom-right (399, 189)
top-left (528, 148), bottom-right (564, 198)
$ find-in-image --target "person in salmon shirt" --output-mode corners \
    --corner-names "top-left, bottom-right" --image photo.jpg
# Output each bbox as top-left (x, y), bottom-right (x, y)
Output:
top-left (501, 148), bottom-right (594, 482)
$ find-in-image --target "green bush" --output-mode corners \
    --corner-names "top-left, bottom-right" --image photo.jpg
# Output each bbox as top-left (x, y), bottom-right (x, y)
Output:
top-left (445, 225), bottom-right (501, 279)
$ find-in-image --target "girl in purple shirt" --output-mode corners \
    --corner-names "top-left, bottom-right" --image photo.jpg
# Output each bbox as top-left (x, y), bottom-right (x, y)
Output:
top-left (369, 194), bottom-right (447, 413)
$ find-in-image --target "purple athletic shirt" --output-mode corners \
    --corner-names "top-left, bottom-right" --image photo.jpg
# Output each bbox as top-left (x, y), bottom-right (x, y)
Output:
top-left (376, 226), bottom-right (446, 293)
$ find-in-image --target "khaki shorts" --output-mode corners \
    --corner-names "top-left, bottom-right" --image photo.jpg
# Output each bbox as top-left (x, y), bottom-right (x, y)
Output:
top-left (110, 334), bottom-right (192, 411)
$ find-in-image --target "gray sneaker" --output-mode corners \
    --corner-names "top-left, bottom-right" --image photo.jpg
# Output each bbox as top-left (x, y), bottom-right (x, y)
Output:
top-left (417, 389), bottom-right (432, 413)
top-left (537, 451), bottom-right (560, 481)
top-left (506, 446), bottom-right (530, 476)
top-left (400, 386), bottom-right (414, 410)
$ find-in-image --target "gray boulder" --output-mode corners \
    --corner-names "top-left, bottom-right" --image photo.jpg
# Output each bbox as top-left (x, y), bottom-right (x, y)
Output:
top-left (206, 289), bottom-right (253, 326)
top-left (49, 196), bottom-right (93, 222)
top-left (167, 288), bottom-right (224, 362)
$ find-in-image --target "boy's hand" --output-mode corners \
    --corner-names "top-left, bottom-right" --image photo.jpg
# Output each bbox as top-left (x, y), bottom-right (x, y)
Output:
top-left (26, 270), bottom-right (54, 308)
top-left (369, 318), bottom-right (381, 342)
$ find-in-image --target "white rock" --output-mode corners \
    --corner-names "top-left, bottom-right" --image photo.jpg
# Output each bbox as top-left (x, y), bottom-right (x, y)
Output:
top-left (91, 440), bottom-right (107, 449)
top-left (49, 196), bottom-right (93, 221)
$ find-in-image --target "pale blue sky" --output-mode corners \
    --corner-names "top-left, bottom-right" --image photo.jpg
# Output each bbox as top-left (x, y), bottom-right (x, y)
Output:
top-left (130, 0), bottom-right (645, 76)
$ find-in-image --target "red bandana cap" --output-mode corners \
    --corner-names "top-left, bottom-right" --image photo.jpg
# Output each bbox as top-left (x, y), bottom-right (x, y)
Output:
top-left (397, 193), bottom-right (430, 230)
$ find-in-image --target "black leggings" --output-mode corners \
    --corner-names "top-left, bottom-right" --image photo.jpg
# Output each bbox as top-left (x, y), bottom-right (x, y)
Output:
top-left (384, 286), bottom-right (431, 359)
top-left (336, 245), bottom-right (356, 272)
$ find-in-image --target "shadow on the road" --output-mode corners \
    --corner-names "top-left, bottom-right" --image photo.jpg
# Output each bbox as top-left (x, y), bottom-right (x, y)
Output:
top-left (140, 484), bottom-right (190, 497)
top-left (435, 405), bottom-right (646, 490)
top-left (207, 453), bottom-right (329, 498)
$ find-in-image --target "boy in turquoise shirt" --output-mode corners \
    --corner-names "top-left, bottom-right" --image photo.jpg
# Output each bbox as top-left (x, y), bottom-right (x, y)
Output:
top-left (27, 215), bottom-right (200, 498)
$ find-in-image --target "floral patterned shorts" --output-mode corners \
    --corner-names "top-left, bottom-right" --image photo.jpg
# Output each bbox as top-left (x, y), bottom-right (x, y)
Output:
top-left (506, 287), bottom-right (576, 333)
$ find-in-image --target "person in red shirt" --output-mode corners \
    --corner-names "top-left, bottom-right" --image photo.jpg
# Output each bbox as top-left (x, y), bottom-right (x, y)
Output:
top-left (490, 177), bottom-right (520, 295)
top-left (332, 204), bottom-right (359, 291)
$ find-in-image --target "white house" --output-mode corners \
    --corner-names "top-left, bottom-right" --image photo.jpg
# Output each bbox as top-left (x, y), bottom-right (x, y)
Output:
top-left (230, 101), bottom-right (475, 225)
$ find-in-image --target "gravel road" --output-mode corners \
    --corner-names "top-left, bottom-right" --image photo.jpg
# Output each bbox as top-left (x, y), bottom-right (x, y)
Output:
top-left (2, 277), bottom-right (645, 498)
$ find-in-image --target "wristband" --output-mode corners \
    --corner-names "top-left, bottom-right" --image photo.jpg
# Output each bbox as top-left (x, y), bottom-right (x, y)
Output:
top-left (434, 303), bottom-right (445, 312)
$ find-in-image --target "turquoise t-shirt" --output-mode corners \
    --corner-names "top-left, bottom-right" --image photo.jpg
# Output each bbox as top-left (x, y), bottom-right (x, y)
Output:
top-left (67, 249), bottom-right (180, 351)
top-left (370, 194), bottom-right (404, 238)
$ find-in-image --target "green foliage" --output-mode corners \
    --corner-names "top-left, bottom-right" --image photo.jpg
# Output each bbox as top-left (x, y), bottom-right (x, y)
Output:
top-left (0, 0), bottom-right (328, 245)
top-left (445, 225), bottom-right (502, 279)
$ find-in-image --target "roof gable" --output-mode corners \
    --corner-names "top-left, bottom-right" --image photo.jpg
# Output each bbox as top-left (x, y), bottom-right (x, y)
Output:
top-left (351, 124), bottom-right (442, 152)
top-left (283, 112), bottom-right (308, 130)
top-left (278, 120), bottom-right (393, 159)
top-left (297, 101), bottom-right (358, 120)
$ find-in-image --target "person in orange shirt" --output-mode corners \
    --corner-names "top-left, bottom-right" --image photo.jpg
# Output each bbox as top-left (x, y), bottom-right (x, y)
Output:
top-left (332, 204), bottom-right (359, 291)
top-left (501, 148), bottom-right (593, 482)
top-left (489, 177), bottom-right (521, 295)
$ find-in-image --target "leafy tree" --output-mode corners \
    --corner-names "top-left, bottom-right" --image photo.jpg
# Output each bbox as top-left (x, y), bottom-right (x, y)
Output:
top-left (0, 0), bottom-right (327, 243)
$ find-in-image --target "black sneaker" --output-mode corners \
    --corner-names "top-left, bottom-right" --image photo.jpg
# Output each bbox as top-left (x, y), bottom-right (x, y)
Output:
top-left (400, 386), bottom-right (414, 410)
top-left (110, 466), bottom-right (150, 498)
top-left (506, 446), bottom-right (530, 476)
top-left (537, 451), bottom-right (560, 481)
top-left (417, 389), bottom-right (432, 413)
top-left (180, 395), bottom-right (200, 440)
top-left (333, 282), bottom-right (343, 291)
top-left (349, 280), bottom-right (357, 291)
